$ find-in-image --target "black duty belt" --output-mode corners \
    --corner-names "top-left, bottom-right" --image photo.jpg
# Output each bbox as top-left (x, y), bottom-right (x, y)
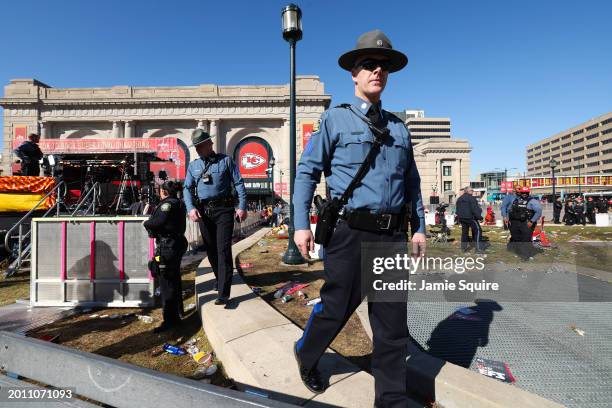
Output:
top-left (341, 209), bottom-right (407, 233)
top-left (200, 196), bottom-right (234, 208)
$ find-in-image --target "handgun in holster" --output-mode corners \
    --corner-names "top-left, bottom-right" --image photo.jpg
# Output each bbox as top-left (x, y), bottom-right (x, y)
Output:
top-left (313, 194), bottom-right (343, 247)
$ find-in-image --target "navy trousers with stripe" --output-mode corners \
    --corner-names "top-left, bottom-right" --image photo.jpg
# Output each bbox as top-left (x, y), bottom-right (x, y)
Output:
top-left (296, 221), bottom-right (410, 407)
top-left (459, 218), bottom-right (482, 251)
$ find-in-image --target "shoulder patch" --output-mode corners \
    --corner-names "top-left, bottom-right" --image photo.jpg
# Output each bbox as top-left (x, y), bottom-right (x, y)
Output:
top-left (160, 203), bottom-right (171, 212)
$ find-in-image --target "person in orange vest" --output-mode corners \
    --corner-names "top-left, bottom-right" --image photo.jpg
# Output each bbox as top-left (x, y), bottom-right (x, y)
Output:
top-left (484, 205), bottom-right (496, 225)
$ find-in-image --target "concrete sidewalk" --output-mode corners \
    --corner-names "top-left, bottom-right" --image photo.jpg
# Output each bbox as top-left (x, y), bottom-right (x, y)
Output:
top-left (195, 229), bottom-right (422, 407)
top-left (356, 302), bottom-right (565, 408)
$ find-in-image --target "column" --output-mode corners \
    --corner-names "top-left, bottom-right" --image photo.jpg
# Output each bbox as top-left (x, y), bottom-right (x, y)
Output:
top-left (457, 158), bottom-right (463, 191)
top-left (112, 121), bottom-right (121, 138)
top-left (197, 120), bottom-right (209, 132)
top-left (40, 122), bottom-right (50, 138)
top-left (435, 159), bottom-right (441, 195)
top-left (124, 121), bottom-right (134, 138)
top-left (210, 119), bottom-right (220, 152)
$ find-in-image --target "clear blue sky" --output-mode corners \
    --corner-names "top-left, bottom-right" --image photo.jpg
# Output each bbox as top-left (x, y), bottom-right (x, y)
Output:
top-left (1, 0), bottom-right (611, 178)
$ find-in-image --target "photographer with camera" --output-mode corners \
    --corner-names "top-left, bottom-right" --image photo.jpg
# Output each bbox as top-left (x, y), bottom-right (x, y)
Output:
top-left (183, 129), bottom-right (247, 305)
top-left (292, 30), bottom-right (425, 404)
top-left (144, 180), bottom-right (188, 333)
top-left (14, 133), bottom-right (43, 176)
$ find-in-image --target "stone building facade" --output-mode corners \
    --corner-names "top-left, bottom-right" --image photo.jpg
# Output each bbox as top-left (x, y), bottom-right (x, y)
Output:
top-left (1, 77), bottom-right (331, 203)
top-left (1, 78), bottom-right (471, 206)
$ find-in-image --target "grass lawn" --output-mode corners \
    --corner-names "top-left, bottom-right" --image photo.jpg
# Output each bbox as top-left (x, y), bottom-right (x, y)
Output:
top-left (238, 234), bottom-right (373, 371)
top-left (25, 261), bottom-right (231, 385)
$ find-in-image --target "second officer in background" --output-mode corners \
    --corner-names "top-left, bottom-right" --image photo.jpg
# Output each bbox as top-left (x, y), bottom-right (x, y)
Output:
top-left (502, 185), bottom-right (542, 260)
top-left (144, 181), bottom-right (188, 333)
top-left (183, 129), bottom-right (247, 305)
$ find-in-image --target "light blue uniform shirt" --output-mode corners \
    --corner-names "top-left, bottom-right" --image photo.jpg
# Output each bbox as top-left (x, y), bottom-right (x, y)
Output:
top-left (501, 193), bottom-right (542, 223)
top-left (183, 153), bottom-right (247, 212)
top-left (293, 97), bottom-right (426, 233)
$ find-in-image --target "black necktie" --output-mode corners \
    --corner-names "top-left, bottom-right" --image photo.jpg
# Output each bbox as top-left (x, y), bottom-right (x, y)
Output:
top-left (367, 105), bottom-right (381, 126)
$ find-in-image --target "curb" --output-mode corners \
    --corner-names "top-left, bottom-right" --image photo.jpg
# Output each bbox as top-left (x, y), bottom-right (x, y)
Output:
top-left (195, 229), bottom-right (383, 407)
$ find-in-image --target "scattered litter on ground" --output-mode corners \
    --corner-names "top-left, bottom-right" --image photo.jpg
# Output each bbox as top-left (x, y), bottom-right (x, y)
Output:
top-left (193, 364), bottom-right (218, 379)
top-left (306, 297), bottom-right (321, 306)
top-left (137, 315), bottom-right (154, 323)
top-left (239, 263), bottom-right (254, 268)
top-left (284, 283), bottom-right (309, 296)
top-left (251, 287), bottom-right (262, 294)
top-left (99, 314), bottom-right (109, 319)
top-left (259, 249), bottom-right (269, 254)
top-left (257, 241), bottom-right (268, 246)
top-left (475, 358), bottom-right (515, 383)
top-left (281, 294), bottom-right (293, 303)
top-left (89, 314), bottom-right (99, 318)
top-left (570, 324), bottom-right (585, 336)
top-left (187, 346), bottom-right (200, 355)
top-left (193, 352), bottom-right (213, 365)
top-left (163, 344), bottom-right (187, 355)
top-left (273, 281), bottom-right (296, 298)
top-left (185, 303), bottom-right (196, 312)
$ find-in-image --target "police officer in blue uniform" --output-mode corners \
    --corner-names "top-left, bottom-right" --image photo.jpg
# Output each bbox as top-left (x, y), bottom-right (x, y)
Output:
top-left (183, 129), bottom-right (247, 305)
top-left (14, 133), bottom-right (43, 176)
top-left (292, 30), bottom-right (426, 406)
top-left (501, 185), bottom-right (542, 260)
top-left (144, 181), bottom-right (188, 333)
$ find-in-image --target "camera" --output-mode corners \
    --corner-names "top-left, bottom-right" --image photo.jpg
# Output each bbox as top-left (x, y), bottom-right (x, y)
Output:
top-left (202, 174), bottom-right (212, 184)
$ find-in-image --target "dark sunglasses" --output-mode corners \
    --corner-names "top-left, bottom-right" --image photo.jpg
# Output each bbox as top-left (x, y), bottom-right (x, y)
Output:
top-left (356, 59), bottom-right (391, 72)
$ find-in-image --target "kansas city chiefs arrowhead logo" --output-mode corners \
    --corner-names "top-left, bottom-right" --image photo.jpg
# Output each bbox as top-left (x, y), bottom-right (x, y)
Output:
top-left (241, 153), bottom-right (266, 169)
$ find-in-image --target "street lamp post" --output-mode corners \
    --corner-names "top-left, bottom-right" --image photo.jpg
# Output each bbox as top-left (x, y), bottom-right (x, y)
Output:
top-left (268, 156), bottom-right (276, 205)
top-left (281, 4), bottom-right (306, 265)
top-left (549, 158), bottom-right (558, 199)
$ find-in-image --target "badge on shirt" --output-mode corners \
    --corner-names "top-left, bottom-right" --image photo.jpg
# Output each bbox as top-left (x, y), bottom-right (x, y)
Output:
top-left (160, 203), bottom-right (171, 212)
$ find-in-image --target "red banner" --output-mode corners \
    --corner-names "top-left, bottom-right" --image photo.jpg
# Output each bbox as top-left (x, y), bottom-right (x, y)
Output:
top-left (302, 123), bottom-right (314, 150)
top-left (13, 137), bottom-right (178, 153)
top-left (274, 182), bottom-right (288, 195)
top-left (13, 125), bottom-right (28, 146)
top-left (238, 141), bottom-right (269, 179)
top-left (500, 181), bottom-right (513, 193)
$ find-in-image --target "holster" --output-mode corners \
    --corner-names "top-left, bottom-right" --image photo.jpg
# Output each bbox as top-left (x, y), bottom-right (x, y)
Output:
top-left (313, 195), bottom-right (342, 247)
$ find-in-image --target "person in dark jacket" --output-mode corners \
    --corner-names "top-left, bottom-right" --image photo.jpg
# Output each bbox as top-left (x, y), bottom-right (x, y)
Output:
top-left (455, 186), bottom-right (483, 252)
top-left (13, 133), bottom-right (43, 176)
top-left (553, 196), bottom-right (562, 224)
top-left (585, 197), bottom-right (596, 224)
top-left (143, 180), bottom-right (188, 333)
top-left (574, 196), bottom-right (586, 226)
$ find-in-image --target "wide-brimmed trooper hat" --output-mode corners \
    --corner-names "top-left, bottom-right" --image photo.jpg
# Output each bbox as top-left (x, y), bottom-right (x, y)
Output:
top-left (338, 29), bottom-right (408, 72)
top-left (191, 128), bottom-right (213, 147)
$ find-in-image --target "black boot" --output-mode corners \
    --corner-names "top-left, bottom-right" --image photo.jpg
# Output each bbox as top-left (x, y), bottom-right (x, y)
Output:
top-left (293, 342), bottom-right (325, 394)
